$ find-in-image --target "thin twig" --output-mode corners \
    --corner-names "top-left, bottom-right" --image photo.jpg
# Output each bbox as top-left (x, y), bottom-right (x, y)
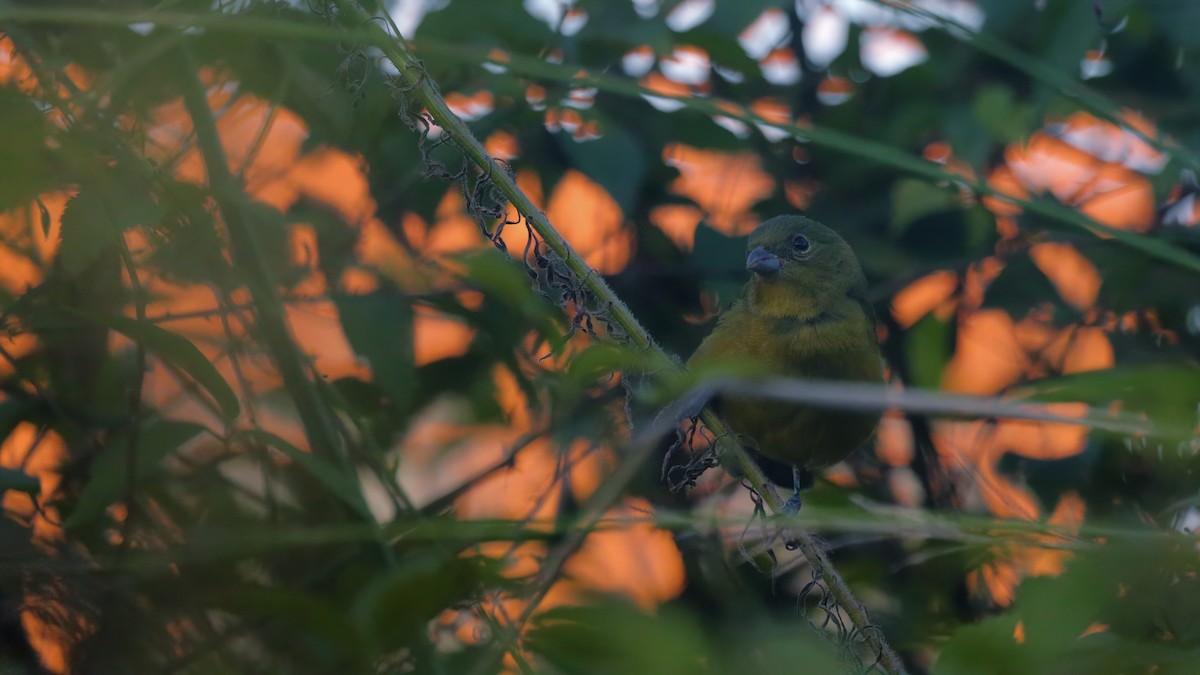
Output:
top-left (420, 428), bottom-right (545, 515)
top-left (175, 44), bottom-right (344, 462)
top-left (113, 237), bottom-right (148, 558)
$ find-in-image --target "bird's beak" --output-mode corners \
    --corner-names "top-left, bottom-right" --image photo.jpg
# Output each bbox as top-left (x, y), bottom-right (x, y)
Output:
top-left (746, 246), bottom-right (781, 276)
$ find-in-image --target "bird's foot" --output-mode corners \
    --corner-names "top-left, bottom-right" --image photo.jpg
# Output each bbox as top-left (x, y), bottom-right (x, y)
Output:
top-left (780, 465), bottom-right (806, 550)
top-left (780, 465), bottom-right (807, 515)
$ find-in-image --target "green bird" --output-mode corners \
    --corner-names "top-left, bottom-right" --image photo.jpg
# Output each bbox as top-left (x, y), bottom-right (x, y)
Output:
top-left (687, 215), bottom-right (884, 511)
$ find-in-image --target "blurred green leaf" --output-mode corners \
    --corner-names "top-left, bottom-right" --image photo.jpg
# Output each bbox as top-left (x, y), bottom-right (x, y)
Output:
top-left (352, 551), bottom-right (495, 656)
top-left (458, 249), bottom-right (565, 347)
top-left (67, 419), bottom-right (207, 529)
top-left (238, 199), bottom-right (296, 284)
top-left (564, 340), bottom-right (658, 385)
top-left (983, 251), bottom-right (1064, 316)
top-left (713, 620), bottom-right (844, 674)
top-left (59, 182), bottom-right (164, 277)
top-left (1018, 364), bottom-right (1200, 442)
top-left (0, 399), bottom-right (29, 444)
top-left (235, 428), bottom-right (372, 521)
top-left (934, 612), bottom-right (1032, 675)
top-left (76, 312), bottom-right (241, 421)
top-left (209, 584), bottom-right (364, 667)
top-left (904, 312), bottom-right (954, 390)
top-left (334, 289), bottom-right (415, 410)
top-left (418, 0), bottom-right (551, 50)
top-left (0, 86), bottom-right (57, 210)
top-left (891, 179), bottom-right (962, 234)
top-left (972, 84), bottom-right (1035, 143)
top-left (526, 601), bottom-right (708, 675)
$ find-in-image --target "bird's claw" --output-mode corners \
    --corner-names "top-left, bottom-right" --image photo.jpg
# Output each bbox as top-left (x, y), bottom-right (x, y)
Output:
top-left (780, 467), bottom-right (804, 550)
top-left (780, 465), bottom-right (806, 515)
top-left (781, 496), bottom-right (802, 550)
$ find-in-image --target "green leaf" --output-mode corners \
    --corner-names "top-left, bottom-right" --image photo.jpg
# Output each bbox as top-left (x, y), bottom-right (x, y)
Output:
top-left (526, 601), bottom-right (709, 675)
top-left (74, 312), bottom-right (241, 421)
top-left (208, 584), bottom-right (364, 665)
top-left (236, 428), bottom-right (372, 520)
top-left (334, 290), bottom-right (415, 410)
top-left (0, 87), bottom-right (57, 210)
top-left (1017, 364), bottom-right (1200, 442)
top-left (458, 249), bottom-right (565, 348)
top-left (904, 312), bottom-right (954, 390)
top-left (972, 84), bottom-right (1034, 143)
top-left (891, 179), bottom-right (961, 235)
top-left (706, 0), bottom-right (781, 39)
top-left (237, 199), bottom-right (296, 285)
top-left (418, 0), bottom-right (552, 48)
top-left (565, 341), bottom-right (658, 385)
top-left (59, 182), bottom-right (164, 277)
top-left (352, 552), bottom-right (495, 656)
top-left (67, 419), bottom-right (208, 529)
top-left (933, 612), bottom-right (1032, 675)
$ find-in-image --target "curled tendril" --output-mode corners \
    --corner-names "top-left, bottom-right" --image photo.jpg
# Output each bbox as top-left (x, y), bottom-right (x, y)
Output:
top-left (661, 419), bottom-right (719, 492)
top-left (791, 548), bottom-right (885, 673)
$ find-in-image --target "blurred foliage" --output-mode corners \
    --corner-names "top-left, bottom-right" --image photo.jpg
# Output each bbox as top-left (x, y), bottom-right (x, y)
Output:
top-left (0, 0), bottom-right (1198, 674)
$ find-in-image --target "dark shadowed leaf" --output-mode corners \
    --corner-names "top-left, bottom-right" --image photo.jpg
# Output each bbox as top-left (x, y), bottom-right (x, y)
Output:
top-left (526, 601), bottom-right (708, 675)
top-left (67, 419), bottom-right (208, 529)
top-left (905, 312), bottom-right (954, 390)
top-left (334, 290), bottom-right (415, 409)
top-left (209, 584), bottom-right (365, 668)
top-left (59, 183), bottom-right (164, 277)
top-left (352, 551), bottom-right (496, 656)
top-left (236, 428), bottom-right (372, 520)
top-left (891, 178), bottom-right (962, 234)
top-left (75, 312), bottom-right (241, 421)
top-left (0, 87), bottom-right (57, 210)
top-left (1017, 364), bottom-right (1200, 442)
top-left (458, 248), bottom-right (565, 348)
top-left (933, 612), bottom-right (1032, 674)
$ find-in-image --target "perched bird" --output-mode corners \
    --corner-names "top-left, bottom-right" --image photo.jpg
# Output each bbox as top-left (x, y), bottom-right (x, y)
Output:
top-left (687, 215), bottom-right (884, 511)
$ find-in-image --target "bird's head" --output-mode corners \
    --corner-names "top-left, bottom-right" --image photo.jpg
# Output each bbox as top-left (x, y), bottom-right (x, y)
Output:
top-left (744, 215), bottom-right (866, 317)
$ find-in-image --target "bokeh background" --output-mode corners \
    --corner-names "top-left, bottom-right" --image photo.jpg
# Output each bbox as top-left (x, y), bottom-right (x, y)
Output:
top-left (1, 0), bottom-right (1200, 672)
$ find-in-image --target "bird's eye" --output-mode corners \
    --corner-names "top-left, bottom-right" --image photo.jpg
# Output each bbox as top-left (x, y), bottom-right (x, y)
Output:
top-left (792, 234), bottom-right (811, 253)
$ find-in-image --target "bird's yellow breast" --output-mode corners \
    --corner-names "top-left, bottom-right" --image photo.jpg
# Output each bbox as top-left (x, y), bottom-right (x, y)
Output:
top-left (688, 295), bottom-right (883, 469)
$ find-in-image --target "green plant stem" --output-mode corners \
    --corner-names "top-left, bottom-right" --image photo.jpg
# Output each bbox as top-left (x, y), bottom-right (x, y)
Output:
top-left (331, 4), bottom-right (909, 673)
top-left (174, 47), bottom-right (346, 465)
